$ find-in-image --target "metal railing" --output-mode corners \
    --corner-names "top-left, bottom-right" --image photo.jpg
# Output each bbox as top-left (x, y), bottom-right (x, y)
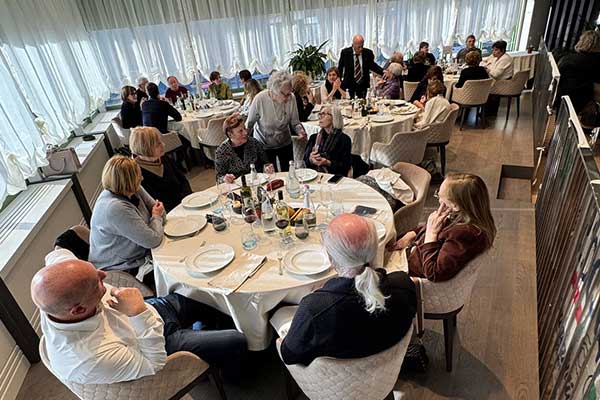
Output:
top-left (536, 96), bottom-right (600, 399)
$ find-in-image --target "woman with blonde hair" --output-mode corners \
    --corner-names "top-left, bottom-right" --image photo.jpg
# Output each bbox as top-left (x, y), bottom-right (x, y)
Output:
top-left (89, 155), bottom-right (165, 283)
top-left (390, 173), bottom-right (496, 282)
top-left (292, 71), bottom-right (315, 121)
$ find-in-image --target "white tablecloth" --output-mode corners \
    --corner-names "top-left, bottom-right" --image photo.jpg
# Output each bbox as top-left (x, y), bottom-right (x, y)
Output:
top-left (168, 105), bottom-right (240, 149)
top-left (152, 173), bottom-right (396, 350)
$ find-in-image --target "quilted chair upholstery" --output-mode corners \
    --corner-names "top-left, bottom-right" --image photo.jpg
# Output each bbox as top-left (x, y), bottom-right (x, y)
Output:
top-left (40, 337), bottom-right (225, 400)
top-left (197, 117), bottom-right (227, 161)
top-left (424, 104), bottom-right (460, 176)
top-left (104, 270), bottom-right (155, 298)
top-left (277, 325), bottom-right (413, 400)
top-left (371, 126), bottom-right (430, 168)
top-left (489, 70), bottom-right (530, 121)
top-left (391, 162), bottom-right (431, 236)
top-left (450, 78), bottom-right (493, 130)
top-left (111, 116), bottom-right (131, 147)
top-left (403, 81), bottom-right (419, 101)
top-left (292, 135), bottom-right (308, 163)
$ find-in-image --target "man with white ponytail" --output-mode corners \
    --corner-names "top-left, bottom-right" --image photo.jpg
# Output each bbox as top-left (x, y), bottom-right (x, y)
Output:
top-left (280, 214), bottom-right (416, 366)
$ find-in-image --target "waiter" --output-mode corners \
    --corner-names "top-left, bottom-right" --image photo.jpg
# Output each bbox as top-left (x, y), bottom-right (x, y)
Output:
top-left (338, 34), bottom-right (389, 98)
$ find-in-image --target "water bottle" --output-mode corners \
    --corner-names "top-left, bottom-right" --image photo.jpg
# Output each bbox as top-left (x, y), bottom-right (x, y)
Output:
top-left (250, 163), bottom-right (258, 186)
top-left (286, 161), bottom-right (301, 199)
top-left (352, 95), bottom-right (361, 119)
top-left (302, 185), bottom-right (317, 229)
top-left (261, 195), bottom-right (276, 233)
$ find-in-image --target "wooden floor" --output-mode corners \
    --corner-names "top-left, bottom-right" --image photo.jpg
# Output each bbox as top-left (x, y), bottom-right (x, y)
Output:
top-left (16, 94), bottom-right (539, 400)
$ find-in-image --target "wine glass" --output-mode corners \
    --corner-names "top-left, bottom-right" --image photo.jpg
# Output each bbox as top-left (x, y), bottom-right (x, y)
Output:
top-left (264, 163), bottom-right (275, 186)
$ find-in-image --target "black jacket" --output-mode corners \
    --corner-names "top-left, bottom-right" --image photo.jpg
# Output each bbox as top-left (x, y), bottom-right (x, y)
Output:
top-left (137, 156), bottom-right (191, 212)
top-left (281, 269), bottom-right (416, 366)
top-left (303, 128), bottom-right (352, 176)
top-left (338, 47), bottom-right (384, 92)
top-left (556, 51), bottom-right (600, 112)
top-left (455, 66), bottom-right (489, 89)
top-left (141, 98), bottom-right (182, 133)
top-left (295, 92), bottom-right (315, 122)
top-left (120, 101), bottom-right (143, 129)
top-left (405, 63), bottom-right (429, 82)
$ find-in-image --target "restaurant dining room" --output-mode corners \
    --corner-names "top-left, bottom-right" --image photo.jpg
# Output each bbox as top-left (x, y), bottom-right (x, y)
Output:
top-left (0, 0), bottom-right (599, 399)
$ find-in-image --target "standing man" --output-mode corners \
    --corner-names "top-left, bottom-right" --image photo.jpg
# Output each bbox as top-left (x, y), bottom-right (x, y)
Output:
top-left (338, 34), bottom-right (388, 99)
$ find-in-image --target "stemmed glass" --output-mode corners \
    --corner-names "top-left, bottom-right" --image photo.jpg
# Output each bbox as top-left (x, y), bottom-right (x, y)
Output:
top-left (320, 185), bottom-right (333, 220)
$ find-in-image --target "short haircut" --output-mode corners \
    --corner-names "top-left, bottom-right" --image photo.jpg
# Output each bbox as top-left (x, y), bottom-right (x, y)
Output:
top-left (427, 80), bottom-right (445, 97)
top-left (389, 52), bottom-right (404, 64)
top-left (465, 50), bottom-right (482, 66)
top-left (101, 155), bottom-right (141, 196)
top-left (137, 76), bottom-right (148, 85)
top-left (120, 85), bottom-right (136, 102)
top-left (326, 66), bottom-right (340, 78)
top-left (222, 112), bottom-right (244, 137)
top-left (322, 105), bottom-right (344, 130)
top-left (412, 51), bottom-right (426, 64)
top-left (466, 34), bottom-right (476, 42)
top-left (419, 41), bottom-right (429, 50)
top-left (147, 83), bottom-right (159, 99)
top-left (425, 65), bottom-right (443, 81)
top-left (387, 62), bottom-right (403, 77)
top-left (267, 71), bottom-right (293, 94)
top-left (129, 127), bottom-right (163, 157)
top-left (167, 75), bottom-right (177, 83)
top-left (209, 71), bottom-right (220, 82)
top-left (492, 40), bottom-right (507, 53)
top-left (239, 69), bottom-right (252, 81)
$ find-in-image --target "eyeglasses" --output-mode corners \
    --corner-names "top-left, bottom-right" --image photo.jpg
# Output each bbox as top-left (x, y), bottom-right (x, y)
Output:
top-left (318, 112), bottom-right (332, 118)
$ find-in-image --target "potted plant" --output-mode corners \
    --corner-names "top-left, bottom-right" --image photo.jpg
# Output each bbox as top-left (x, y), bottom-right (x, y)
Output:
top-left (288, 40), bottom-right (329, 79)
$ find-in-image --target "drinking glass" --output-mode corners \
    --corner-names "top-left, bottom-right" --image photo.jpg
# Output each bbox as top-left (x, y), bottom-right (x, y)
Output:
top-left (320, 185), bottom-right (333, 218)
top-left (211, 211), bottom-right (228, 232)
top-left (264, 163), bottom-right (275, 185)
top-left (295, 219), bottom-right (309, 240)
top-left (241, 227), bottom-right (258, 250)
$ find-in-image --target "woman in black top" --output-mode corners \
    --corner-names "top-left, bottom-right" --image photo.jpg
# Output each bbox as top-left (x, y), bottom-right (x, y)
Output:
top-left (120, 86), bottom-right (143, 129)
top-left (406, 51), bottom-right (429, 82)
top-left (455, 50), bottom-right (489, 88)
top-left (292, 71), bottom-right (315, 122)
top-left (303, 105), bottom-right (351, 176)
top-left (410, 65), bottom-right (445, 103)
top-left (129, 126), bottom-right (191, 212)
top-left (320, 67), bottom-right (348, 102)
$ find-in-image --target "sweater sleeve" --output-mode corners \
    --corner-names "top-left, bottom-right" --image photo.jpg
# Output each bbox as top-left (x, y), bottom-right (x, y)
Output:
top-left (246, 95), bottom-right (261, 135)
top-left (108, 200), bottom-right (164, 249)
top-left (290, 94), bottom-right (302, 128)
top-left (167, 103), bottom-right (182, 122)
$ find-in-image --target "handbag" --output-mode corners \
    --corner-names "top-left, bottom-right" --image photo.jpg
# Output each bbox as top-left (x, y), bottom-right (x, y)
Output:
top-left (401, 277), bottom-right (429, 373)
top-left (161, 132), bottom-right (183, 153)
top-left (39, 145), bottom-right (81, 178)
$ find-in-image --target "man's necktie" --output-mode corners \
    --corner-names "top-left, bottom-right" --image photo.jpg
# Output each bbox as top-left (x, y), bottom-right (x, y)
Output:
top-left (354, 54), bottom-right (362, 83)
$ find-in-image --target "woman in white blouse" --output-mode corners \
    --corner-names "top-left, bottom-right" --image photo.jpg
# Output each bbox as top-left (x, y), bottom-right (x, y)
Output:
top-left (482, 40), bottom-right (513, 80)
top-left (320, 67), bottom-right (348, 103)
top-left (414, 80), bottom-right (450, 128)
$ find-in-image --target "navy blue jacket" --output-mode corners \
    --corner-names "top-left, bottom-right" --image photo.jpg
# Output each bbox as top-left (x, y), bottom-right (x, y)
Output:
top-left (141, 98), bottom-right (182, 133)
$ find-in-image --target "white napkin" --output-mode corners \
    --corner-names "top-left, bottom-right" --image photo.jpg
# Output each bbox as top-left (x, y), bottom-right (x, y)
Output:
top-left (207, 253), bottom-right (266, 294)
top-left (367, 168), bottom-right (415, 204)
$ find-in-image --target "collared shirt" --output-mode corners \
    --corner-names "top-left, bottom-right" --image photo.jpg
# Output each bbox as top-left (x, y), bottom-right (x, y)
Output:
top-left (40, 249), bottom-right (167, 384)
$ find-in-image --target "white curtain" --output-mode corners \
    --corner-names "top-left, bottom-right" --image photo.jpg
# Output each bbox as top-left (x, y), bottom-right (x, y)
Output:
top-left (454, 0), bottom-right (524, 44)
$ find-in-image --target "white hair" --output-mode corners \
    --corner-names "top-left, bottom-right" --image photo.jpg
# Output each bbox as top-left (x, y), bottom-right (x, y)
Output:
top-left (323, 218), bottom-right (387, 313)
top-left (325, 105), bottom-right (344, 130)
top-left (388, 62), bottom-right (403, 77)
top-left (267, 71), bottom-right (293, 94)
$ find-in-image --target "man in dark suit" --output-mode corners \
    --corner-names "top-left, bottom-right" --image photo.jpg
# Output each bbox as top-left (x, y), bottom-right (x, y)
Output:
top-left (338, 34), bottom-right (389, 98)
top-left (141, 83), bottom-right (182, 134)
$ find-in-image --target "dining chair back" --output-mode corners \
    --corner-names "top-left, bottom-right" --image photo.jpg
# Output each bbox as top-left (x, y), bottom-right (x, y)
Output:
top-left (198, 117), bottom-right (227, 161)
top-left (450, 78), bottom-right (493, 129)
top-left (110, 116), bottom-right (131, 146)
top-left (403, 81), bottom-right (419, 101)
top-left (424, 103), bottom-right (460, 175)
top-left (489, 70), bottom-right (530, 121)
top-left (390, 162), bottom-right (431, 236)
top-left (370, 126), bottom-right (430, 167)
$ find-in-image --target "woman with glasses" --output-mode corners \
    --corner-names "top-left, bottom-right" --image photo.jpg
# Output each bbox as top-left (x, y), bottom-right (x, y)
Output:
top-left (303, 105), bottom-right (351, 176)
top-left (246, 71), bottom-right (307, 172)
top-left (388, 173), bottom-right (496, 282)
top-left (120, 86), bottom-right (142, 129)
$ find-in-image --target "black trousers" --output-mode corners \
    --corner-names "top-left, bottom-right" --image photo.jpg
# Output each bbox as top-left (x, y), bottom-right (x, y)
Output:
top-left (348, 86), bottom-right (368, 99)
top-left (265, 142), bottom-right (294, 172)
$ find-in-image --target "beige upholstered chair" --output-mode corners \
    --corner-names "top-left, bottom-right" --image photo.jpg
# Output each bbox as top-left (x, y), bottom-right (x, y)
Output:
top-left (450, 78), bottom-right (493, 129)
top-left (424, 104), bottom-right (460, 176)
top-left (292, 135), bottom-right (308, 163)
top-left (370, 126), bottom-right (430, 168)
top-left (197, 117), bottom-right (227, 161)
top-left (111, 116), bottom-right (131, 146)
top-left (403, 81), bottom-right (419, 101)
top-left (489, 70), bottom-right (530, 121)
top-left (276, 325), bottom-right (413, 400)
top-left (390, 162), bottom-right (431, 236)
top-left (40, 337), bottom-right (226, 400)
top-left (413, 254), bottom-right (486, 372)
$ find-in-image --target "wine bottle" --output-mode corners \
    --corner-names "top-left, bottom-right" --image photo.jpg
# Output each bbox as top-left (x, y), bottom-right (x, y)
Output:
top-left (240, 175), bottom-right (253, 210)
top-left (275, 190), bottom-right (292, 238)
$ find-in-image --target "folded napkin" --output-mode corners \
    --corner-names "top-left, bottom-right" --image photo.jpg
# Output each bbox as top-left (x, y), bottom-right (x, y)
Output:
top-left (367, 168), bottom-right (414, 204)
top-left (207, 253), bottom-right (266, 294)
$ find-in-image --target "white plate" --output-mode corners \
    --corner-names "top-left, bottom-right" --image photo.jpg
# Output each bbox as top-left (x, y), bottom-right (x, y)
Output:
top-left (164, 217), bottom-right (207, 238)
top-left (219, 104), bottom-right (236, 111)
top-left (396, 109), bottom-right (418, 115)
top-left (295, 168), bottom-right (318, 182)
top-left (222, 100), bottom-right (234, 105)
top-left (372, 220), bottom-right (386, 241)
top-left (387, 99), bottom-right (407, 106)
top-left (196, 111), bottom-right (214, 118)
top-left (284, 244), bottom-right (331, 275)
top-left (371, 115), bottom-right (395, 123)
top-left (185, 244), bottom-right (235, 276)
top-left (235, 173), bottom-right (268, 186)
top-left (182, 192), bottom-right (218, 208)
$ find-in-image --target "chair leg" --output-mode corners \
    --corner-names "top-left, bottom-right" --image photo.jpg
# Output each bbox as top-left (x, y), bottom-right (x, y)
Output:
top-left (516, 96), bottom-right (521, 118)
top-left (480, 105), bottom-right (486, 128)
top-left (505, 97), bottom-right (512, 122)
top-left (443, 316), bottom-right (456, 372)
top-left (209, 370), bottom-right (228, 400)
top-left (459, 107), bottom-right (467, 130)
top-left (439, 144), bottom-right (446, 176)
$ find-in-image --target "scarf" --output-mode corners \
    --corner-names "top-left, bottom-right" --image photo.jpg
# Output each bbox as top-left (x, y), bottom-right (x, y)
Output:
top-left (136, 157), bottom-right (164, 178)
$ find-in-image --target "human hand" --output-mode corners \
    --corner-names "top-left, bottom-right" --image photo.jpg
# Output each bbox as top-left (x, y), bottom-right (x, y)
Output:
top-left (383, 70), bottom-right (393, 80)
top-left (426, 204), bottom-right (451, 236)
top-left (387, 231), bottom-right (418, 251)
top-left (297, 131), bottom-right (307, 141)
top-left (306, 90), bottom-right (314, 103)
top-left (107, 287), bottom-right (147, 317)
top-left (333, 79), bottom-right (341, 90)
top-left (152, 200), bottom-right (165, 217)
top-left (224, 174), bottom-right (235, 184)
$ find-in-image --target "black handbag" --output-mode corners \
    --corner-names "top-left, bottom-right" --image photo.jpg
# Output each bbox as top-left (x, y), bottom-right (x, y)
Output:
top-left (401, 278), bottom-right (429, 373)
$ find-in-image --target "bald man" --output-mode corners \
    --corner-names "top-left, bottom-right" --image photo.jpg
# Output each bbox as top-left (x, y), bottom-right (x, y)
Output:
top-left (338, 34), bottom-right (388, 98)
top-left (33, 249), bottom-right (247, 384)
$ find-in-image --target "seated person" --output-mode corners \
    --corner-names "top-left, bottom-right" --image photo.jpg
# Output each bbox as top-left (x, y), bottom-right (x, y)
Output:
top-left (414, 80), bottom-right (450, 128)
top-left (280, 214), bottom-right (416, 365)
top-left (482, 40), bottom-right (514, 80)
top-left (382, 51), bottom-right (405, 70)
top-left (240, 78), bottom-right (262, 115)
top-left (142, 83), bottom-right (182, 133)
top-left (410, 65), bottom-right (444, 103)
top-left (215, 112), bottom-right (268, 183)
top-left (239, 69), bottom-right (252, 85)
top-left (303, 105), bottom-right (351, 176)
top-left (208, 71), bottom-right (233, 100)
top-left (456, 35), bottom-right (482, 64)
top-left (130, 127), bottom-right (192, 212)
top-left (375, 62), bottom-right (403, 99)
top-left (405, 51), bottom-right (429, 82)
top-left (388, 173), bottom-right (496, 282)
top-left (164, 75), bottom-right (189, 104)
top-left (455, 50), bottom-right (489, 88)
top-left (89, 156), bottom-right (165, 282)
top-left (418, 41), bottom-right (436, 66)
top-left (320, 66), bottom-right (348, 102)
top-left (34, 248), bottom-right (247, 384)
top-left (120, 85), bottom-right (142, 129)
top-left (292, 71), bottom-right (315, 122)
top-left (136, 77), bottom-right (149, 104)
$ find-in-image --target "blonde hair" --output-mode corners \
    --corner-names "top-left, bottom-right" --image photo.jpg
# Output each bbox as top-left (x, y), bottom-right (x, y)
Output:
top-left (444, 173), bottom-right (496, 247)
top-left (101, 156), bottom-right (142, 196)
top-left (575, 30), bottom-right (600, 53)
top-left (129, 127), bottom-right (163, 157)
top-left (292, 71), bottom-right (310, 96)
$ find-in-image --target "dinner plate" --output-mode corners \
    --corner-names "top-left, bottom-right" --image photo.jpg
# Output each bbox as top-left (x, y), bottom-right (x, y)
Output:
top-left (235, 173), bottom-right (268, 186)
top-left (395, 109), bottom-right (419, 115)
top-left (372, 220), bottom-right (386, 241)
top-left (196, 111), bottom-right (214, 118)
top-left (182, 192), bottom-right (218, 208)
top-left (284, 244), bottom-right (331, 275)
top-left (386, 99), bottom-right (407, 106)
top-left (371, 115), bottom-right (395, 123)
top-left (219, 104), bottom-right (237, 111)
top-left (185, 244), bottom-right (235, 276)
top-left (164, 217), bottom-right (207, 238)
top-left (295, 168), bottom-right (318, 182)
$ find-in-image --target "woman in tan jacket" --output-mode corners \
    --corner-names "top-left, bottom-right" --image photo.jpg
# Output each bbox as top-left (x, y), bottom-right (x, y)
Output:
top-left (389, 173), bottom-right (496, 282)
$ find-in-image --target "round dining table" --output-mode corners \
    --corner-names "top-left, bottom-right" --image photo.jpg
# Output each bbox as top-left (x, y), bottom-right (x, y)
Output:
top-left (151, 172), bottom-right (397, 351)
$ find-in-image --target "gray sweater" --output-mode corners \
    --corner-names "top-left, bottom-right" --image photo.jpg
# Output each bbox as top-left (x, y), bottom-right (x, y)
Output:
top-left (89, 188), bottom-right (164, 271)
top-left (245, 90), bottom-right (301, 149)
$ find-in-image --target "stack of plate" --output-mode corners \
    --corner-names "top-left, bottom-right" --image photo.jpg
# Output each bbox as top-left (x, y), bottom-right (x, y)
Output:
top-left (284, 244), bottom-right (331, 276)
top-left (184, 244), bottom-right (235, 277)
top-left (164, 217), bottom-right (207, 239)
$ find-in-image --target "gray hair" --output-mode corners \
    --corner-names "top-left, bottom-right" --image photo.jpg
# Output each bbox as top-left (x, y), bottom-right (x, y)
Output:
top-left (137, 76), bottom-right (148, 85)
top-left (324, 105), bottom-right (344, 130)
top-left (390, 52), bottom-right (404, 64)
top-left (323, 217), bottom-right (387, 313)
top-left (267, 71), bottom-right (293, 94)
top-left (388, 62), bottom-right (403, 77)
